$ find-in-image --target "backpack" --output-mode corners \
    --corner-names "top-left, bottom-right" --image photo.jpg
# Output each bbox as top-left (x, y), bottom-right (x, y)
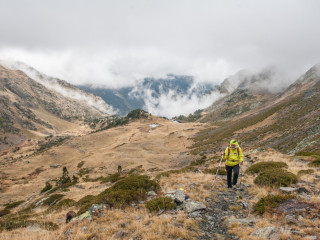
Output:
top-left (227, 146), bottom-right (240, 161)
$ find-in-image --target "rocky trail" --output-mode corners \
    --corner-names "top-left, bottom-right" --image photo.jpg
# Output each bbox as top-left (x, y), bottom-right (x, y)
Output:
top-left (196, 186), bottom-right (251, 240)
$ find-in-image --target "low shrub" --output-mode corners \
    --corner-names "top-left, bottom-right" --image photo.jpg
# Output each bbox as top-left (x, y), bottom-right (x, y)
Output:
top-left (98, 175), bottom-right (159, 208)
top-left (0, 209), bottom-right (10, 217)
top-left (204, 167), bottom-right (226, 175)
top-left (42, 194), bottom-right (64, 206)
top-left (308, 159), bottom-right (320, 167)
top-left (4, 200), bottom-right (25, 210)
top-left (46, 199), bottom-right (76, 213)
top-left (297, 169), bottom-right (314, 176)
top-left (77, 161), bottom-right (85, 168)
top-left (40, 181), bottom-right (52, 193)
top-left (246, 161), bottom-right (288, 175)
top-left (254, 169), bottom-right (298, 188)
top-left (100, 173), bottom-right (122, 183)
top-left (77, 175), bottom-right (160, 215)
top-left (254, 194), bottom-right (296, 214)
top-left (0, 219), bottom-right (58, 232)
top-left (146, 197), bottom-right (176, 212)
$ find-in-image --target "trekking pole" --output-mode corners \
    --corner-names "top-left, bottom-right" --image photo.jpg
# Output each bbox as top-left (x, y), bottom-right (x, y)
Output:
top-left (212, 154), bottom-right (224, 186)
top-left (238, 165), bottom-right (242, 188)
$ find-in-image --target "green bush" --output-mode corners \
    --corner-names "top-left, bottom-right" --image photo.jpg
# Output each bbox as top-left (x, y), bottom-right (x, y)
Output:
top-left (98, 175), bottom-right (159, 208)
top-left (0, 209), bottom-right (10, 217)
top-left (146, 197), bottom-right (176, 212)
top-left (40, 181), bottom-right (52, 193)
top-left (246, 161), bottom-right (288, 175)
top-left (57, 167), bottom-right (71, 186)
top-left (46, 199), bottom-right (76, 213)
top-left (0, 219), bottom-right (58, 232)
top-left (4, 200), bottom-right (24, 210)
top-left (204, 167), bottom-right (226, 175)
top-left (77, 175), bottom-right (159, 215)
top-left (254, 169), bottom-right (298, 188)
top-left (308, 159), bottom-right (320, 167)
top-left (254, 194), bottom-right (296, 214)
top-left (297, 169), bottom-right (314, 176)
top-left (42, 194), bottom-right (64, 206)
top-left (77, 161), bottom-right (85, 168)
top-left (100, 173), bottom-right (122, 183)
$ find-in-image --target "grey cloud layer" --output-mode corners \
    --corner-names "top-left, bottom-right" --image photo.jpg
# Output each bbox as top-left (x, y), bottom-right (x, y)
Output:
top-left (0, 0), bottom-right (320, 88)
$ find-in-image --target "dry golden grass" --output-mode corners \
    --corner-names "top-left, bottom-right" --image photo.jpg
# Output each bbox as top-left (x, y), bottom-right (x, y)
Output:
top-left (0, 207), bottom-right (199, 240)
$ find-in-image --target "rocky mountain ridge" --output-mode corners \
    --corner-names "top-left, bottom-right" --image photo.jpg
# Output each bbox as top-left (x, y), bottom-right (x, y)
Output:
top-left (0, 65), bottom-right (110, 151)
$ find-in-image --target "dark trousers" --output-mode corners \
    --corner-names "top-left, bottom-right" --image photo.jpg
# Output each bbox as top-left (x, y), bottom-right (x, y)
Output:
top-left (225, 164), bottom-right (239, 188)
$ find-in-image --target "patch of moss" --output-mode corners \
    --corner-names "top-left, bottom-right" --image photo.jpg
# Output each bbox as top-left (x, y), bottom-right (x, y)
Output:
top-left (0, 209), bottom-right (10, 217)
top-left (42, 194), bottom-right (64, 206)
top-left (254, 194), bottom-right (296, 214)
top-left (254, 169), bottom-right (298, 188)
top-left (246, 161), bottom-right (288, 175)
top-left (146, 197), bottom-right (176, 212)
top-left (297, 169), bottom-right (314, 176)
top-left (308, 159), bottom-right (320, 167)
top-left (4, 200), bottom-right (25, 210)
top-left (203, 167), bottom-right (226, 175)
top-left (46, 199), bottom-right (76, 213)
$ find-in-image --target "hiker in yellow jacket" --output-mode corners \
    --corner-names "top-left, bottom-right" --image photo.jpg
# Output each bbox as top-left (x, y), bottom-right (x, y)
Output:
top-left (222, 140), bottom-right (244, 189)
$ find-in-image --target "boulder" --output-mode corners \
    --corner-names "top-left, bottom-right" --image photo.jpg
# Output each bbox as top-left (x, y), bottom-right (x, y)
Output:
top-left (88, 204), bottom-right (107, 214)
top-left (183, 199), bottom-right (206, 213)
top-left (284, 215), bottom-right (298, 225)
top-left (147, 191), bottom-right (157, 196)
top-left (50, 164), bottom-right (60, 168)
top-left (279, 187), bottom-right (298, 194)
top-left (71, 211), bottom-right (92, 221)
top-left (250, 226), bottom-right (279, 240)
top-left (174, 189), bottom-right (186, 203)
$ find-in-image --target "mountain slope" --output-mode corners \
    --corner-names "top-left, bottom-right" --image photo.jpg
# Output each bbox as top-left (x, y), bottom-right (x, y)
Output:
top-left (193, 65), bottom-right (320, 155)
top-left (0, 65), bottom-right (109, 150)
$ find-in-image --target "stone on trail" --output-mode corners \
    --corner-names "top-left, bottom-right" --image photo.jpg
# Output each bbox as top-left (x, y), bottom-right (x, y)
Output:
top-left (174, 189), bottom-right (186, 203)
top-left (250, 226), bottom-right (280, 240)
top-left (183, 199), bottom-right (206, 213)
top-left (279, 187), bottom-right (298, 193)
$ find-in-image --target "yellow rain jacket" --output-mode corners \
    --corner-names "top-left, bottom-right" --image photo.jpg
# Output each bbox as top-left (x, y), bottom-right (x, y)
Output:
top-left (223, 145), bottom-right (244, 167)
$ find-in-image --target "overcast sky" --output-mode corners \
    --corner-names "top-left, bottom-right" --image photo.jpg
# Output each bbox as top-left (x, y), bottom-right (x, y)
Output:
top-left (0, 0), bottom-right (320, 88)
